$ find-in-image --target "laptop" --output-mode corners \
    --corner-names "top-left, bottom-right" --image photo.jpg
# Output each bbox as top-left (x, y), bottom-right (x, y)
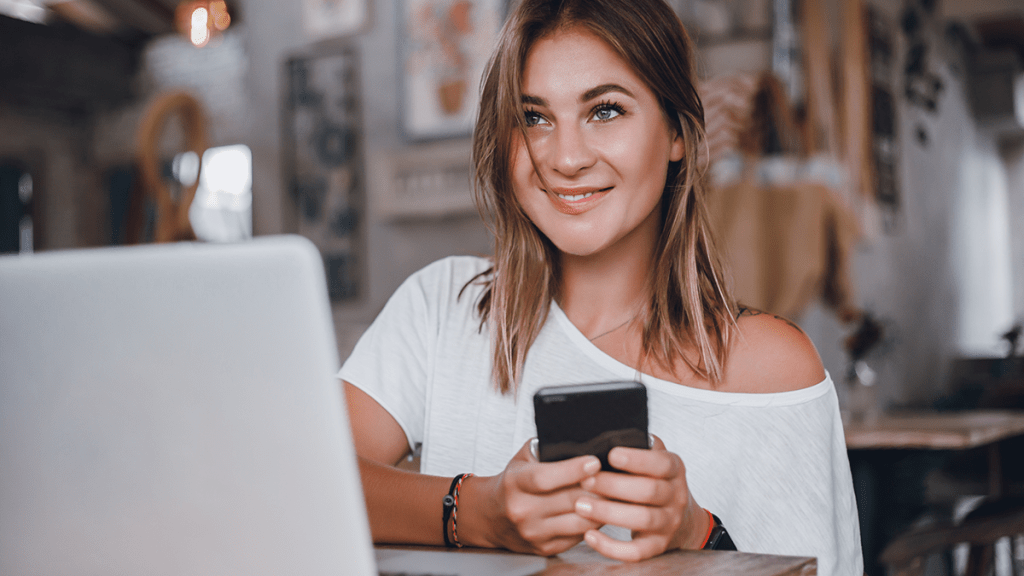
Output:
top-left (0, 236), bottom-right (545, 576)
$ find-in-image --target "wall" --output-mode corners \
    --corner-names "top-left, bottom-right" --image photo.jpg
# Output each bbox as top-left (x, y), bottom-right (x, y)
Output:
top-left (2, 0), bottom-right (492, 361)
top-left (0, 106), bottom-right (91, 250)
top-left (1004, 136), bottom-right (1024, 321)
top-left (235, 0), bottom-right (493, 357)
top-left (56, 0), bottom-right (492, 358)
top-left (800, 0), bottom-right (1018, 409)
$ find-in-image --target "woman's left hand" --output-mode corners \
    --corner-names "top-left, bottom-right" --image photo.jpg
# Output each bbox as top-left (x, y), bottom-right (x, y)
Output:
top-left (572, 434), bottom-right (710, 561)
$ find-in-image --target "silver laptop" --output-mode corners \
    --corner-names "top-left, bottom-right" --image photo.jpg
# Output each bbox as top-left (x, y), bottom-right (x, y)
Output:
top-left (0, 236), bottom-right (545, 576)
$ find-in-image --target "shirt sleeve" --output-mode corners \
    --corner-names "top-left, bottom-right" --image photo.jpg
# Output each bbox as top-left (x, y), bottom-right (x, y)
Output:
top-left (662, 375), bottom-right (863, 576)
top-left (338, 264), bottom-right (442, 452)
top-left (696, 383), bottom-right (863, 576)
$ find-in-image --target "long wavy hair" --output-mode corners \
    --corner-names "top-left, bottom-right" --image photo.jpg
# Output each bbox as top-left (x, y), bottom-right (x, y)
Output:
top-left (469, 0), bottom-right (737, 394)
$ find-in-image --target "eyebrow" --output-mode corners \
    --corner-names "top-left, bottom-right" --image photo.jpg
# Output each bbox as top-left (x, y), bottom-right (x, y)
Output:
top-left (520, 83), bottom-right (636, 107)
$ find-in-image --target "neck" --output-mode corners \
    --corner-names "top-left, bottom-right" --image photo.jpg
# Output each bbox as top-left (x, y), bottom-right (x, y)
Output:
top-left (558, 210), bottom-right (659, 336)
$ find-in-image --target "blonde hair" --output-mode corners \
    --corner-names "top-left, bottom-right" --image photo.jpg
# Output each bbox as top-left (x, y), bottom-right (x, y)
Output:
top-left (469, 0), bottom-right (736, 394)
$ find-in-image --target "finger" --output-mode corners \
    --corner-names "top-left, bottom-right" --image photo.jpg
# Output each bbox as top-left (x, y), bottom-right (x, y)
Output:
top-left (607, 446), bottom-right (682, 479)
top-left (581, 472), bottom-right (675, 506)
top-left (516, 486), bottom-right (597, 519)
top-left (574, 497), bottom-right (673, 533)
top-left (649, 433), bottom-right (666, 450)
top-left (519, 512), bottom-right (603, 542)
top-left (584, 529), bottom-right (664, 562)
top-left (530, 535), bottom-right (588, 557)
top-left (516, 455), bottom-right (602, 494)
top-left (510, 438), bottom-right (539, 463)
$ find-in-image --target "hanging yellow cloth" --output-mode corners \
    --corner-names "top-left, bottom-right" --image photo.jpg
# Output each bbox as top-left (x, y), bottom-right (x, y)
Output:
top-left (707, 176), bottom-right (860, 321)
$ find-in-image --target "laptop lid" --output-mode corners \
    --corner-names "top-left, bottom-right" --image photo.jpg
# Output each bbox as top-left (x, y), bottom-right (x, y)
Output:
top-left (0, 236), bottom-right (376, 576)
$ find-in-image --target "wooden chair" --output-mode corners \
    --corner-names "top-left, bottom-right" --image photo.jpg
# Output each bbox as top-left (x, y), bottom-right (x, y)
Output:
top-left (135, 90), bottom-right (208, 243)
top-left (880, 497), bottom-right (1024, 576)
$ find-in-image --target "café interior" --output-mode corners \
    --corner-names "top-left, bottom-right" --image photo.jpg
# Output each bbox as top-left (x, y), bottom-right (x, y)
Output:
top-left (1, 0), bottom-right (1023, 574)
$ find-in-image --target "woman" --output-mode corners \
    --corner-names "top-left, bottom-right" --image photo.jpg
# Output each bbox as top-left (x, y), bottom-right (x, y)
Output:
top-left (342, 0), bottom-right (862, 573)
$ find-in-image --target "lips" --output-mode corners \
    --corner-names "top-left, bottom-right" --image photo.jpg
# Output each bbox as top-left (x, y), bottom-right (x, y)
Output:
top-left (546, 186), bottom-right (611, 215)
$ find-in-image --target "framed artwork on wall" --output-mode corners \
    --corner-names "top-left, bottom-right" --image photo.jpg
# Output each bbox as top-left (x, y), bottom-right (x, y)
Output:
top-left (283, 46), bottom-right (366, 303)
top-left (400, 0), bottom-right (505, 141)
top-left (669, 0), bottom-right (773, 43)
top-left (302, 0), bottom-right (371, 41)
top-left (867, 5), bottom-right (901, 233)
top-left (369, 141), bottom-right (476, 220)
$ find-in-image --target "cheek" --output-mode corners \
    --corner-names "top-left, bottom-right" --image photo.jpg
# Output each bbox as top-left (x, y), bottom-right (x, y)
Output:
top-left (510, 142), bottom-right (538, 203)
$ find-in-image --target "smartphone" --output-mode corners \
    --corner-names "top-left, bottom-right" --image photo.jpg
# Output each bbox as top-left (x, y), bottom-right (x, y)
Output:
top-left (533, 381), bottom-right (648, 472)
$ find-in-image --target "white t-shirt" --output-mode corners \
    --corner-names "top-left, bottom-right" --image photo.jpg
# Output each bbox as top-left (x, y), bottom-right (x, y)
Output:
top-left (340, 256), bottom-right (863, 576)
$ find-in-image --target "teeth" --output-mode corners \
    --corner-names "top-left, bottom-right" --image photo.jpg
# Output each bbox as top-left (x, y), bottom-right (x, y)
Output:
top-left (556, 192), bottom-right (594, 201)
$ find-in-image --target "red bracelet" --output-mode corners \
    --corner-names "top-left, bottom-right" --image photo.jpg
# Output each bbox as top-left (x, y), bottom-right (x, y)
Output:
top-left (450, 473), bottom-right (473, 548)
top-left (698, 508), bottom-right (715, 549)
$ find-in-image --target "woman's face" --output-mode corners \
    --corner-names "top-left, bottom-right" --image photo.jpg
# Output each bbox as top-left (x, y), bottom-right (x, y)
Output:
top-left (511, 26), bottom-right (684, 258)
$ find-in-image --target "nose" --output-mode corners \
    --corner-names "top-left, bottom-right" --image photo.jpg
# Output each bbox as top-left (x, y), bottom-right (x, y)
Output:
top-left (548, 123), bottom-right (597, 177)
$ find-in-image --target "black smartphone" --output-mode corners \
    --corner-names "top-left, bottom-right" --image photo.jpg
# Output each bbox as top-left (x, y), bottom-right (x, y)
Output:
top-left (533, 381), bottom-right (648, 472)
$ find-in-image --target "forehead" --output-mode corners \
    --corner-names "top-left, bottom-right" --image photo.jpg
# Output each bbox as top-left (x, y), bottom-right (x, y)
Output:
top-left (521, 27), bottom-right (650, 99)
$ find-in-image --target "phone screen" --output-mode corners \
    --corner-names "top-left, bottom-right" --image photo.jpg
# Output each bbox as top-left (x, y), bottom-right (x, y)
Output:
top-left (533, 381), bottom-right (648, 471)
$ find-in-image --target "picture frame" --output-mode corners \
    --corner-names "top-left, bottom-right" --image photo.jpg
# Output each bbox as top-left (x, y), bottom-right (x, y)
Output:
top-left (369, 141), bottom-right (476, 220)
top-left (399, 0), bottom-right (505, 141)
top-left (672, 0), bottom-right (773, 44)
top-left (282, 45), bottom-right (366, 303)
top-left (302, 0), bottom-right (372, 41)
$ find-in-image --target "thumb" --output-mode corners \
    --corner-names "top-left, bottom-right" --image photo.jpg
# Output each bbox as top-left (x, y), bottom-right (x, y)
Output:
top-left (510, 437), bottom-right (540, 463)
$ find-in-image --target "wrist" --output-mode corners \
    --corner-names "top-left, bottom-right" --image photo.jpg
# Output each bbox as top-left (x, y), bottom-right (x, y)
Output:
top-left (688, 500), bottom-right (712, 545)
top-left (452, 474), bottom-right (496, 548)
top-left (680, 500), bottom-right (712, 550)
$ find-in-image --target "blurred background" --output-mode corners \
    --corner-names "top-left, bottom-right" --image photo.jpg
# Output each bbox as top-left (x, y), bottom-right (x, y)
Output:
top-left (2, 0), bottom-right (1023, 415)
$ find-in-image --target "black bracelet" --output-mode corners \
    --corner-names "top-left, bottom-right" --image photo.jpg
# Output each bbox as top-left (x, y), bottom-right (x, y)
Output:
top-left (441, 474), bottom-right (464, 547)
top-left (703, 513), bottom-right (737, 550)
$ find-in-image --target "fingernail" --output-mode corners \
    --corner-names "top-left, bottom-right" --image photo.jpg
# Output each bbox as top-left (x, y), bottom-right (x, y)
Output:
top-left (530, 438), bottom-right (539, 459)
top-left (581, 476), bottom-right (596, 490)
top-left (609, 449), bottom-right (626, 467)
top-left (575, 499), bottom-right (593, 514)
top-left (648, 433), bottom-right (655, 448)
top-left (584, 530), bottom-right (598, 545)
top-left (583, 458), bottom-right (601, 474)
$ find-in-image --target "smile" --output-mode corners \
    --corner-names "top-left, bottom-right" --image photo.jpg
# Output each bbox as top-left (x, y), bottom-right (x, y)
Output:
top-left (545, 187), bottom-right (611, 215)
top-left (557, 191), bottom-right (595, 201)
top-left (548, 187), bottom-right (611, 201)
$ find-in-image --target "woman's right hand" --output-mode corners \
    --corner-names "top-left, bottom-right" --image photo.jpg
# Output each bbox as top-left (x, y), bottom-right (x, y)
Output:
top-left (464, 439), bottom-right (604, 556)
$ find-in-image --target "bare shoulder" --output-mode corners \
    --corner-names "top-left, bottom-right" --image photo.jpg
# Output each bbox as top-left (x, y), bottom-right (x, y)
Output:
top-left (720, 306), bottom-right (826, 393)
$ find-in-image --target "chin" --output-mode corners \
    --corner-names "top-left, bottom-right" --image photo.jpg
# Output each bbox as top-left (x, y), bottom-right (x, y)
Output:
top-left (546, 235), bottom-right (611, 258)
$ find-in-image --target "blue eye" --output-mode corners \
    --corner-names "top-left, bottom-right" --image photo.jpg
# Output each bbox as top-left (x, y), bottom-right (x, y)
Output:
top-left (592, 103), bottom-right (624, 121)
top-left (524, 109), bottom-right (544, 127)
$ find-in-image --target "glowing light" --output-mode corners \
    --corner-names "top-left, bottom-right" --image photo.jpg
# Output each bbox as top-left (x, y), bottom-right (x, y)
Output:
top-left (190, 7), bottom-right (210, 47)
top-left (210, 0), bottom-right (230, 30)
top-left (172, 151), bottom-right (200, 187)
top-left (177, 1), bottom-right (231, 48)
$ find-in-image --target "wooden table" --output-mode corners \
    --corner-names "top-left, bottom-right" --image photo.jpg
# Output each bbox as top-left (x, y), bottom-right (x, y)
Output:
top-left (843, 410), bottom-right (1024, 575)
top-left (845, 410), bottom-right (1024, 451)
top-left (845, 410), bottom-right (1024, 494)
top-left (542, 544), bottom-right (816, 575)
top-left (377, 544), bottom-right (817, 576)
